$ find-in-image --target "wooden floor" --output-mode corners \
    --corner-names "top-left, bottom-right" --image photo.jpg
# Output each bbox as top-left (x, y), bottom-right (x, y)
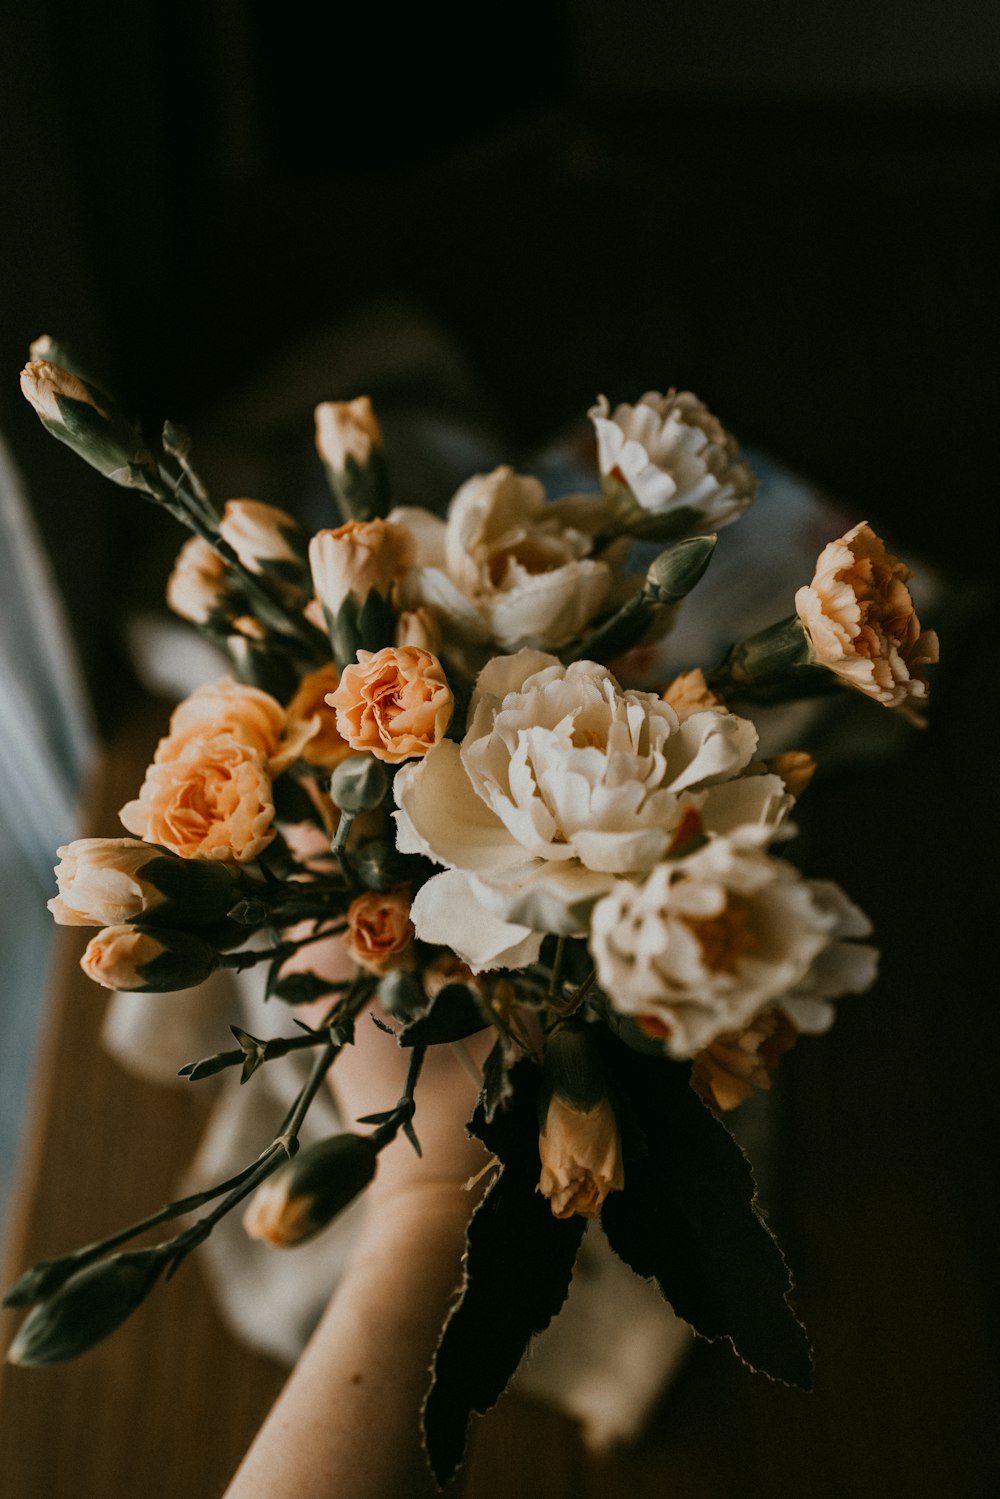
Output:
top-left (3, 632), bottom-right (999, 1498)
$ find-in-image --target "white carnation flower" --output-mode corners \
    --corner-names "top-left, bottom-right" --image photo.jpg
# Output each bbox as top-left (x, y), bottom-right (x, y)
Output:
top-left (395, 652), bottom-right (790, 971)
top-left (389, 467), bottom-right (624, 663)
top-left (589, 829), bottom-right (877, 1057)
top-left (589, 390), bottom-right (757, 533)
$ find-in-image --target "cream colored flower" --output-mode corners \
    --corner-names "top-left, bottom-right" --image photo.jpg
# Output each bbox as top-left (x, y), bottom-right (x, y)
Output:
top-left (329, 646), bottom-right (454, 764)
top-left (538, 1094), bottom-right (624, 1219)
top-left (120, 734), bottom-right (275, 863)
top-left (795, 522), bottom-right (938, 718)
top-left (391, 467), bottom-right (622, 660)
top-left (395, 652), bottom-right (790, 972)
top-left (218, 499), bottom-right (304, 574)
top-left (589, 827), bottom-right (877, 1056)
top-left (166, 536), bottom-right (229, 625)
top-left (344, 887), bottom-right (415, 974)
top-left (286, 664), bottom-right (352, 770)
top-left (315, 396), bottom-right (382, 472)
top-left (48, 839), bottom-right (165, 926)
top-left (589, 390), bottom-right (757, 531)
top-left (308, 518), bottom-right (414, 618)
top-left (690, 1006), bottom-right (798, 1112)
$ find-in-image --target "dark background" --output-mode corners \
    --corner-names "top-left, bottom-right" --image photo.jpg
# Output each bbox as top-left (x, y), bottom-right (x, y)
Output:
top-left (2, 1), bottom-right (998, 724)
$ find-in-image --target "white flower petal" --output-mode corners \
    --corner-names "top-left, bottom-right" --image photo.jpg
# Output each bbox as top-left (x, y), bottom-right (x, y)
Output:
top-left (470, 862), bottom-right (615, 936)
top-left (393, 743), bottom-right (525, 872)
top-left (410, 869), bottom-right (542, 972)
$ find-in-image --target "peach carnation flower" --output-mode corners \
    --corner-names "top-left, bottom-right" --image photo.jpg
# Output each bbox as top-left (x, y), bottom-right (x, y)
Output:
top-left (309, 518), bottom-right (414, 618)
top-left (329, 646), bottom-right (453, 764)
top-left (120, 733), bottom-right (275, 863)
top-left (691, 1006), bottom-right (798, 1112)
top-left (155, 677), bottom-right (315, 776)
top-left (795, 522), bottom-right (938, 719)
top-left (80, 926), bottom-right (165, 990)
top-left (344, 888), bottom-right (415, 974)
top-left (166, 536), bottom-right (229, 625)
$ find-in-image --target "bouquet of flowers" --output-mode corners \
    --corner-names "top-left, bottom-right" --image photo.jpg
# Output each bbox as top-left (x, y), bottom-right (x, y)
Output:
top-left (6, 338), bottom-right (937, 1485)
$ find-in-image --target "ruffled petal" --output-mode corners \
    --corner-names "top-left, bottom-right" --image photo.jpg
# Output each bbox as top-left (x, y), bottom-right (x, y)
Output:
top-left (393, 742), bottom-right (525, 872)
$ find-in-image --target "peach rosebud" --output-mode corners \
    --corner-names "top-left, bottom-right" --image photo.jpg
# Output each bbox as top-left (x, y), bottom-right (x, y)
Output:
top-left (155, 677), bottom-right (287, 764)
top-left (328, 646), bottom-right (453, 764)
top-left (314, 396), bottom-right (382, 473)
top-left (795, 522), bottom-right (939, 719)
top-left (120, 734), bottom-right (275, 863)
top-left (691, 1006), bottom-right (798, 1112)
top-left (166, 536), bottom-right (230, 625)
top-left (81, 924), bottom-right (219, 992)
top-left (344, 887), bottom-right (415, 974)
top-left (243, 1134), bottom-right (378, 1247)
top-left (218, 499), bottom-right (306, 575)
top-left (285, 663), bottom-right (352, 770)
top-left (20, 359), bottom-right (105, 426)
top-left (309, 519), bottom-right (414, 619)
top-left (538, 1094), bottom-right (624, 1220)
top-left (20, 359), bottom-right (151, 484)
top-left (538, 1022), bottom-right (624, 1219)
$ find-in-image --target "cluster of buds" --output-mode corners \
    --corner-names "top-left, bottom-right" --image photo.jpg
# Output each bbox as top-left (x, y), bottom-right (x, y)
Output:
top-left (49, 839), bottom-right (239, 993)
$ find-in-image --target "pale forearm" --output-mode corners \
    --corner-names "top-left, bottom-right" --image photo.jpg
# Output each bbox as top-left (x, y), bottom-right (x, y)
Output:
top-left (225, 1183), bottom-right (473, 1499)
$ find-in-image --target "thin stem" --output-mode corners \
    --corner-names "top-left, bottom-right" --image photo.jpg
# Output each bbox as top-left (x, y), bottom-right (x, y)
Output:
top-left (219, 924), bottom-right (346, 971)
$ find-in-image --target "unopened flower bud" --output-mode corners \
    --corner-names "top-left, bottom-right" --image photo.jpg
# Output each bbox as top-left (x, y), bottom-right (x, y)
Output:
top-left (394, 607), bottom-right (441, 653)
top-left (644, 535), bottom-right (717, 604)
top-left (6, 1249), bottom-right (165, 1366)
top-left (538, 1022), bottom-right (624, 1220)
top-left (352, 838), bottom-right (407, 892)
top-left (314, 397), bottom-right (389, 521)
top-left (378, 968), bottom-right (426, 1021)
top-left (218, 499), bottom-right (308, 580)
top-left (243, 1134), bottom-right (378, 1246)
top-left (20, 359), bottom-right (152, 486)
top-left (49, 838), bottom-right (236, 929)
top-left (81, 925), bottom-right (220, 992)
top-left (166, 536), bottom-right (231, 625)
top-left (329, 754), bottom-right (390, 814)
top-left (308, 520), bottom-right (412, 664)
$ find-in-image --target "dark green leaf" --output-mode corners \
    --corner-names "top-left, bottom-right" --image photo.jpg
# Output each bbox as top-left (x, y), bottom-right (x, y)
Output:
top-left (398, 984), bottom-right (488, 1048)
top-left (422, 1062), bottom-right (585, 1486)
top-left (597, 1032), bottom-right (811, 1388)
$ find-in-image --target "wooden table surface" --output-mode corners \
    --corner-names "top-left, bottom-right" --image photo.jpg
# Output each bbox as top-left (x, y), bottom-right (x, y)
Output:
top-left (2, 645), bottom-right (999, 1498)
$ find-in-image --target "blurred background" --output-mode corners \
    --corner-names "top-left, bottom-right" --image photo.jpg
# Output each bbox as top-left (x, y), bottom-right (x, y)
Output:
top-left (1, 3), bottom-right (999, 1495)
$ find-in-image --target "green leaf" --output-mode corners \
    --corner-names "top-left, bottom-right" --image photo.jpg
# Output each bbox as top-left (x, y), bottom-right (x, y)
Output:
top-left (597, 1032), bottom-right (812, 1388)
top-left (422, 1062), bottom-right (585, 1486)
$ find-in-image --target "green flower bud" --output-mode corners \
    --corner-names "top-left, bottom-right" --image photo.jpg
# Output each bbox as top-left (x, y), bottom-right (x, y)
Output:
top-left (352, 837), bottom-right (407, 891)
top-left (314, 398), bottom-right (390, 522)
top-left (644, 535), bottom-right (718, 604)
top-left (7, 1249), bottom-right (165, 1366)
top-left (543, 1021), bottom-right (607, 1113)
top-left (242, 1135), bottom-right (378, 1246)
top-left (378, 968), bottom-right (426, 1021)
top-left (20, 359), bottom-right (153, 487)
top-left (81, 925), bottom-right (220, 992)
top-left (330, 754), bottom-right (389, 814)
